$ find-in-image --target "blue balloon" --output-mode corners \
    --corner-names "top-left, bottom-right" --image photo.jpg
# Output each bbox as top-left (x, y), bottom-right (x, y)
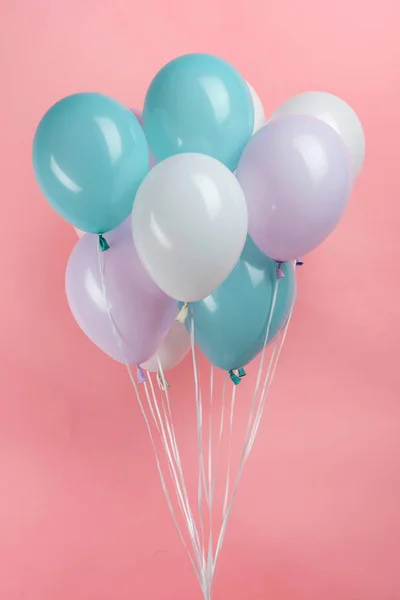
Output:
top-left (33, 93), bottom-right (149, 233)
top-left (143, 54), bottom-right (254, 171)
top-left (185, 237), bottom-right (296, 372)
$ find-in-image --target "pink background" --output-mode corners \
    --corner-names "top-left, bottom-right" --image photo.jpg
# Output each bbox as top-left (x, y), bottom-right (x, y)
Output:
top-left (1, 1), bottom-right (400, 598)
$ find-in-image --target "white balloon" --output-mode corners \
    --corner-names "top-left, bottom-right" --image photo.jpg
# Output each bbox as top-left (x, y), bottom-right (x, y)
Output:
top-left (141, 321), bottom-right (190, 372)
top-left (247, 81), bottom-right (265, 133)
top-left (132, 153), bottom-right (248, 302)
top-left (269, 91), bottom-right (365, 179)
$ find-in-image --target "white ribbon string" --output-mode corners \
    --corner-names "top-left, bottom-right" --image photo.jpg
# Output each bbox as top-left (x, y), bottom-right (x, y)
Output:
top-left (98, 241), bottom-right (296, 600)
top-left (97, 245), bottom-right (203, 584)
top-left (222, 385), bottom-right (237, 516)
top-left (213, 279), bottom-right (281, 571)
top-left (189, 314), bottom-right (209, 588)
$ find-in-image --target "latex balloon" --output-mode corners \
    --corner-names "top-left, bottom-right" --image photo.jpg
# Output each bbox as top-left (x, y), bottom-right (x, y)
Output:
top-left (236, 116), bottom-right (352, 262)
top-left (132, 153), bottom-right (248, 302)
top-left (66, 221), bottom-right (177, 365)
top-left (246, 81), bottom-right (265, 133)
top-left (74, 227), bottom-right (84, 238)
top-left (143, 53), bottom-right (254, 171)
top-left (185, 237), bottom-right (296, 372)
top-left (269, 91), bottom-right (365, 179)
top-left (141, 321), bottom-right (190, 372)
top-left (33, 93), bottom-right (149, 233)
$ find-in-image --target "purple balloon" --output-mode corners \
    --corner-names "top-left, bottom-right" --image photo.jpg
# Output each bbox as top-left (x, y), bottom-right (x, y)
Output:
top-left (66, 220), bottom-right (177, 365)
top-left (236, 115), bottom-right (353, 262)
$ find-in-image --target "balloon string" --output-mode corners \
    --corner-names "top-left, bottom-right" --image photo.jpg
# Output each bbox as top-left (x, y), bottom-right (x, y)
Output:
top-left (144, 373), bottom-right (205, 578)
top-left (245, 298), bottom-right (296, 460)
top-left (224, 305), bottom-right (295, 557)
top-left (222, 385), bottom-right (237, 517)
top-left (155, 351), bottom-right (206, 577)
top-left (213, 278), bottom-right (281, 572)
top-left (145, 369), bottom-right (203, 569)
top-left (154, 351), bottom-right (205, 572)
top-left (96, 245), bottom-right (203, 585)
top-left (208, 364), bottom-right (214, 506)
top-left (205, 363), bottom-right (215, 597)
top-left (213, 264), bottom-right (297, 573)
top-left (190, 315), bottom-right (208, 575)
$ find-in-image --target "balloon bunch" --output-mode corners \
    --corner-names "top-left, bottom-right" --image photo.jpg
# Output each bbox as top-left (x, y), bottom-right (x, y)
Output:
top-left (33, 54), bottom-right (364, 382)
top-left (33, 53), bottom-right (364, 598)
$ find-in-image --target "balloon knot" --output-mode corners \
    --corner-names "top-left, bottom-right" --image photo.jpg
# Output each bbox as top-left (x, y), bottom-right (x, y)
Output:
top-left (276, 262), bottom-right (285, 279)
top-left (157, 371), bottom-right (170, 391)
top-left (136, 365), bottom-right (146, 384)
top-left (296, 258), bottom-right (304, 266)
top-left (238, 367), bottom-right (246, 378)
top-left (176, 302), bottom-right (189, 324)
top-left (99, 234), bottom-right (110, 252)
top-left (229, 370), bottom-right (241, 385)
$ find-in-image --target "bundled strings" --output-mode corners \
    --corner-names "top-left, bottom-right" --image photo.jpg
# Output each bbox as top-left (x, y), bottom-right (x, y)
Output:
top-left (98, 245), bottom-right (295, 599)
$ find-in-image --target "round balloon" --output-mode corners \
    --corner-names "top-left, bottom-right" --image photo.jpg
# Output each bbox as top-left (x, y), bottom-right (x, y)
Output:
top-left (247, 81), bottom-right (265, 133)
top-left (236, 116), bottom-right (353, 262)
top-left (33, 93), bottom-right (149, 233)
top-left (143, 53), bottom-right (254, 171)
top-left (141, 321), bottom-right (190, 372)
top-left (66, 220), bottom-right (177, 365)
top-left (132, 153), bottom-right (248, 302)
top-left (269, 91), bottom-right (365, 179)
top-left (185, 237), bottom-right (296, 372)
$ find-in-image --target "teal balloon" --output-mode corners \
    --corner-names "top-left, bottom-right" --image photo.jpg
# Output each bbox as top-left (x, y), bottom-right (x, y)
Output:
top-left (185, 237), bottom-right (296, 371)
top-left (143, 54), bottom-right (254, 171)
top-left (33, 93), bottom-right (149, 233)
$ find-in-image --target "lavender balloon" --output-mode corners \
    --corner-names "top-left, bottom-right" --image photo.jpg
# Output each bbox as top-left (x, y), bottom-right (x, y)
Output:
top-left (236, 115), bottom-right (353, 262)
top-left (65, 220), bottom-right (177, 366)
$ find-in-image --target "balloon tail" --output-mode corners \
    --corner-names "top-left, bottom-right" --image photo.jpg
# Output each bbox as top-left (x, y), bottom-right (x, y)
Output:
top-left (157, 370), bottom-right (170, 391)
top-left (99, 234), bottom-right (110, 252)
top-left (296, 258), bottom-right (304, 266)
top-left (229, 370), bottom-right (241, 385)
top-left (136, 365), bottom-right (146, 384)
top-left (238, 367), bottom-right (246, 378)
top-left (276, 262), bottom-right (285, 279)
top-left (176, 302), bottom-right (189, 324)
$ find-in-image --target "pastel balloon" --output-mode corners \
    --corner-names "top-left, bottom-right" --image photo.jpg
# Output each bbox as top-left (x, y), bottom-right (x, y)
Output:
top-left (186, 237), bottom-right (296, 372)
top-left (33, 93), bottom-right (149, 233)
top-left (269, 91), bottom-right (365, 179)
top-left (132, 153), bottom-right (248, 302)
top-left (143, 53), bottom-right (254, 171)
top-left (141, 321), bottom-right (191, 372)
top-left (66, 220), bottom-right (177, 365)
top-left (247, 81), bottom-right (265, 133)
top-left (236, 116), bottom-right (353, 262)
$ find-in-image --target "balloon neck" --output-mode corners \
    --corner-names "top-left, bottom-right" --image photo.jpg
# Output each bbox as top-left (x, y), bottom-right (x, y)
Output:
top-left (229, 370), bottom-right (241, 385)
top-left (276, 261), bottom-right (285, 279)
top-left (296, 258), bottom-right (304, 266)
top-left (176, 302), bottom-right (189, 324)
top-left (157, 371), bottom-right (170, 391)
top-left (136, 365), bottom-right (146, 384)
top-left (238, 367), bottom-right (246, 378)
top-left (99, 234), bottom-right (110, 252)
